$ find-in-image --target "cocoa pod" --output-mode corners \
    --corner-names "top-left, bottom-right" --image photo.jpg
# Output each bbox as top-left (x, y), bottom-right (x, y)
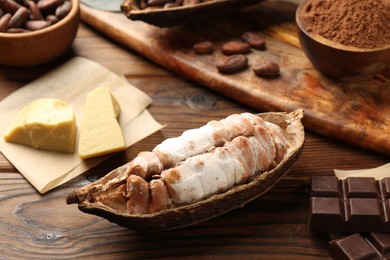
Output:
top-left (216, 54), bottom-right (248, 74)
top-left (66, 110), bottom-right (305, 232)
top-left (121, 0), bottom-right (261, 27)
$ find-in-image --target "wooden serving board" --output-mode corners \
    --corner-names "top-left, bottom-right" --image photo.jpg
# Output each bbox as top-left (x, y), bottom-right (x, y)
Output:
top-left (79, 1), bottom-right (390, 156)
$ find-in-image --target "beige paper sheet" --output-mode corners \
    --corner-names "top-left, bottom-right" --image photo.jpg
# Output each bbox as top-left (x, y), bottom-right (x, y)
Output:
top-left (334, 163), bottom-right (390, 180)
top-left (0, 57), bottom-right (164, 193)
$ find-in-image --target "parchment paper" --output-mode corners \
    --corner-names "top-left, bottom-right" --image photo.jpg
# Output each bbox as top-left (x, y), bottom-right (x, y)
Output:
top-left (0, 57), bottom-right (164, 193)
top-left (334, 163), bottom-right (390, 180)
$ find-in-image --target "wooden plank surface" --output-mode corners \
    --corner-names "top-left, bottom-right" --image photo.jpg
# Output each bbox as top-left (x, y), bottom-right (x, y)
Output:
top-left (79, 0), bottom-right (390, 156)
top-left (0, 21), bottom-right (389, 260)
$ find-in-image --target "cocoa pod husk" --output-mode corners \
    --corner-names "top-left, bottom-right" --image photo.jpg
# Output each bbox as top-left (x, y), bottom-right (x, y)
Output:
top-left (121, 0), bottom-right (263, 27)
top-left (66, 110), bottom-right (305, 232)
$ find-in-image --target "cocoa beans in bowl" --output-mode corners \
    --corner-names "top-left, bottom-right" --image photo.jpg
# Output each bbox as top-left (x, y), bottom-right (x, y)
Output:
top-left (66, 110), bottom-right (305, 232)
top-left (121, 0), bottom-right (262, 27)
top-left (0, 0), bottom-right (80, 67)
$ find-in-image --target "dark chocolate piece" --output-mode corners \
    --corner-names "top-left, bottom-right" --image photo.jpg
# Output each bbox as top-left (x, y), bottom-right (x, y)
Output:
top-left (309, 176), bottom-right (390, 232)
top-left (329, 233), bottom-right (390, 259)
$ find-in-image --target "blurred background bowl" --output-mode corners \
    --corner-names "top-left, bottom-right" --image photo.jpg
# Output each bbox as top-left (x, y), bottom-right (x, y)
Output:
top-left (0, 0), bottom-right (80, 67)
top-left (296, 0), bottom-right (390, 82)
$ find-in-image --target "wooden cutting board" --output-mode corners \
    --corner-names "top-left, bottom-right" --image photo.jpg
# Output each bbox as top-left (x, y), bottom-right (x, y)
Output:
top-left (79, 1), bottom-right (390, 156)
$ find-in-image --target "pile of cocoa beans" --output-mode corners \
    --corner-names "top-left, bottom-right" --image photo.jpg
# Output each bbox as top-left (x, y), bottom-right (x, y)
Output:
top-left (0, 0), bottom-right (72, 33)
top-left (193, 31), bottom-right (280, 78)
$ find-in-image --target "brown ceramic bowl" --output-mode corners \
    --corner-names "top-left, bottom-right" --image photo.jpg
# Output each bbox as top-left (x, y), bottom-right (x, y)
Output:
top-left (296, 0), bottom-right (390, 82)
top-left (0, 0), bottom-right (80, 67)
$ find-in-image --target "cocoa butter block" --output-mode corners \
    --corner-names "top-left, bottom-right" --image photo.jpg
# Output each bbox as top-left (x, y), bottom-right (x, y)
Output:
top-left (309, 176), bottom-right (390, 232)
top-left (329, 233), bottom-right (390, 259)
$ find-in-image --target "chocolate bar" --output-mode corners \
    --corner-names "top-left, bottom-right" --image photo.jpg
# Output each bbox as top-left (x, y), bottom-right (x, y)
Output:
top-left (309, 175), bottom-right (390, 232)
top-left (329, 233), bottom-right (390, 259)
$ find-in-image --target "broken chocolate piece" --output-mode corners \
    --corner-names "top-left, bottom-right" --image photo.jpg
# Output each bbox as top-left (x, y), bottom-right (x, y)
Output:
top-left (329, 233), bottom-right (390, 259)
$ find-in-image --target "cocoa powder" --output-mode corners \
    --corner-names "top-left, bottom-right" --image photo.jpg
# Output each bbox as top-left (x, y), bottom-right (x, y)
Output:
top-left (299, 0), bottom-right (390, 49)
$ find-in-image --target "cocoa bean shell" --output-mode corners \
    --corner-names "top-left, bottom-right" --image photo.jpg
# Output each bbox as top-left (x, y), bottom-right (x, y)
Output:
top-left (66, 110), bottom-right (305, 232)
top-left (121, 0), bottom-right (262, 27)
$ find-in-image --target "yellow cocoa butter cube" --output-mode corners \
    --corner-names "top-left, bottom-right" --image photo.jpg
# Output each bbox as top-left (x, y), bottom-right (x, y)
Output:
top-left (78, 87), bottom-right (126, 159)
top-left (4, 98), bottom-right (77, 153)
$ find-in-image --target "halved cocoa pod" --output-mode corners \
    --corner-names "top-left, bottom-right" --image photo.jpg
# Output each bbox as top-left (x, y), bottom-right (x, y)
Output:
top-left (121, 0), bottom-right (262, 27)
top-left (66, 110), bottom-right (305, 232)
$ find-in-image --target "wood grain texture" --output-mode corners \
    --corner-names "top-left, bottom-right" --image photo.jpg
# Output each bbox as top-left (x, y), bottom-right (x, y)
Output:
top-left (79, 1), bottom-right (390, 156)
top-left (0, 22), bottom-right (389, 259)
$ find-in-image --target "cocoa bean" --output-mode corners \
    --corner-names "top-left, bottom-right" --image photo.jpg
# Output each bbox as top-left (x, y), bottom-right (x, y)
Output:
top-left (253, 61), bottom-right (280, 78)
top-left (9, 6), bottom-right (29, 28)
top-left (139, 0), bottom-right (147, 9)
top-left (0, 12), bottom-right (11, 31)
top-left (28, 0), bottom-right (43, 20)
top-left (54, 0), bottom-right (70, 19)
top-left (25, 19), bottom-right (49, 30)
top-left (37, 0), bottom-right (64, 12)
top-left (193, 41), bottom-right (213, 54)
top-left (221, 41), bottom-right (251, 55)
top-left (216, 54), bottom-right (248, 74)
top-left (7, 27), bottom-right (30, 32)
top-left (0, 0), bottom-right (21, 14)
top-left (241, 31), bottom-right (266, 50)
top-left (45, 13), bottom-right (57, 24)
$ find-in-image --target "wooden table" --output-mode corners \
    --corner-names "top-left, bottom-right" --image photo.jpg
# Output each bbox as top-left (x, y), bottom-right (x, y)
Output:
top-left (0, 22), bottom-right (388, 259)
